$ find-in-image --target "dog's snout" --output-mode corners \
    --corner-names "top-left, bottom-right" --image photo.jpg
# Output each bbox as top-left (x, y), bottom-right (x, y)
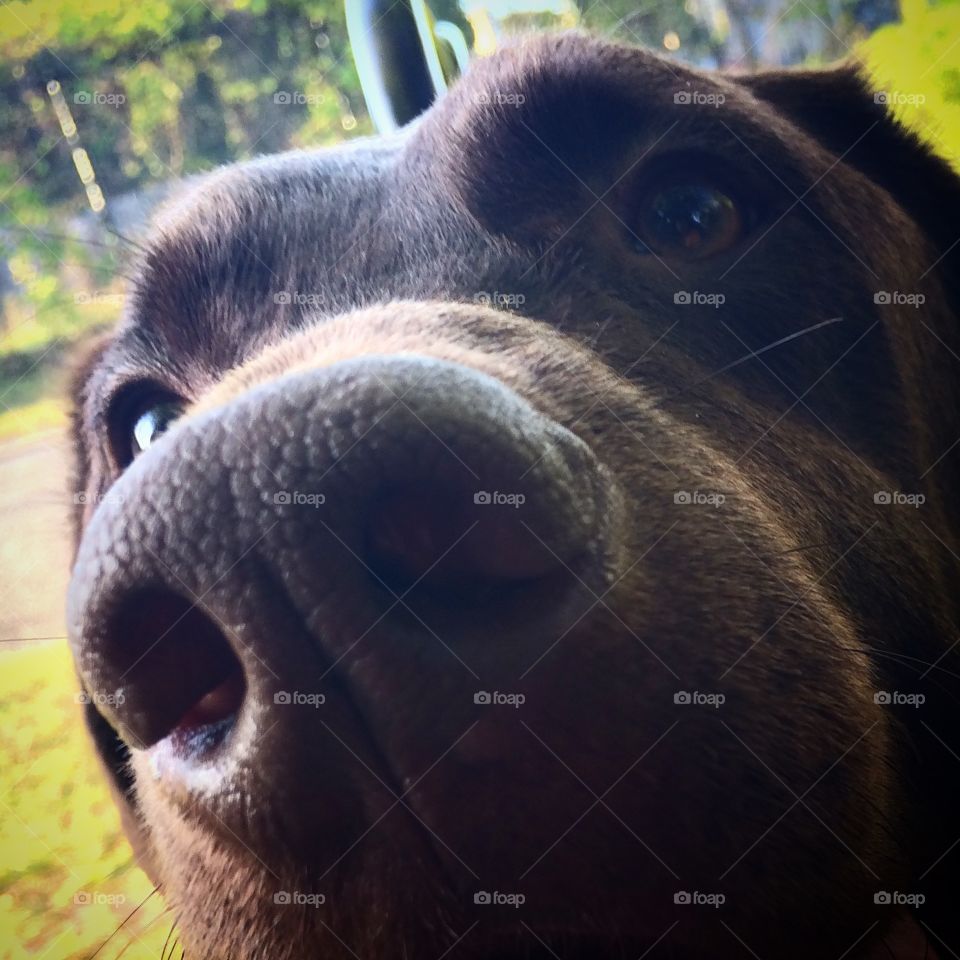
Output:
top-left (68, 354), bottom-right (613, 778)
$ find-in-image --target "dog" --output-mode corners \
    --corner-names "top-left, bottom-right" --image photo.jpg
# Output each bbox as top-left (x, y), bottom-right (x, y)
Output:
top-left (67, 31), bottom-right (960, 960)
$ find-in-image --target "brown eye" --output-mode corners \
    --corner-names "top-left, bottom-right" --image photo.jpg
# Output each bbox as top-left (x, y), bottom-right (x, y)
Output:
top-left (635, 180), bottom-right (744, 260)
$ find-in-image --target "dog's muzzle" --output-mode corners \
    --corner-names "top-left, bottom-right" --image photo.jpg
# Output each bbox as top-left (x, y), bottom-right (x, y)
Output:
top-left (68, 353), bottom-right (613, 808)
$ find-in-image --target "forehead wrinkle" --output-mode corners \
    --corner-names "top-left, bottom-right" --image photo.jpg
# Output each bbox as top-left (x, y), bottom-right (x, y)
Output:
top-left (122, 148), bottom-right (401, 377)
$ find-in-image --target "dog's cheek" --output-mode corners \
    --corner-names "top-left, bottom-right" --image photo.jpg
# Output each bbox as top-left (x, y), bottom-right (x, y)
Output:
top-left (135, 765), bottom-right (451, 960)
top-left (68, 332), bottom-right (117, 549)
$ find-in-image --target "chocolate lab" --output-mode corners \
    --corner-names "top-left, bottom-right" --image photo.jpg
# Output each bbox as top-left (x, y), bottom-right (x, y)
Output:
top-left (67, 31), bottom-right (960, 960)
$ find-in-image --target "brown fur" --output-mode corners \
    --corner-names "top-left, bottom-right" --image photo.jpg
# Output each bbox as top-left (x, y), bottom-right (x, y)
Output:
top-left (67, 33), bottom-right (960, 960)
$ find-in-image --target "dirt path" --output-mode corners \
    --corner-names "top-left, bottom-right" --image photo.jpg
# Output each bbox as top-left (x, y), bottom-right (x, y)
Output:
top-left (0, 431), bottom-right (72, 645)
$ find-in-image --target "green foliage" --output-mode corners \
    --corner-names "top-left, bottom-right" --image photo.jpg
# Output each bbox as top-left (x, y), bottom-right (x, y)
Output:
top-left (0, 0), bottom-right (367, 201)
top-left (860, 0), bottom-right (960, 166)
top-left (0, 642), bottom-right (171, 959)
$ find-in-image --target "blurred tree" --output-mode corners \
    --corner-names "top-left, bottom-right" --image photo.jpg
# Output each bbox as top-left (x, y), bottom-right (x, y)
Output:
top-left (860, 0), bottom-right (960, 164)
top-left (580, 0), bottom-right (912, 67)
top-left (0, 0), bottom-right (372, 336)
top-left (0, 0), bottom-right (369, 226)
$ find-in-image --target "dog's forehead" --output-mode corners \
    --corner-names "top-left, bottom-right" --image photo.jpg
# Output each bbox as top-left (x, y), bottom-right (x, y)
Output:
top-left (141, 137), bottom-right (406, 308)
top-left (120, 136), bottom-right (474, 379)
top-left (439, 30), bottom-right (714, 116)
top-left (138, 36), bottom-right (713, 268)
top-left (417, 32), bottom-right (758, 173)
top-left (114, 33), bottom-right (822, 385)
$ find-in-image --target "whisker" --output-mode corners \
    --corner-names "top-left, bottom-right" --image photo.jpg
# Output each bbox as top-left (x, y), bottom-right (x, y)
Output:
top-left (773, 536), bottom-right (957, 557)
top-left (0, 637), bottom-right (67, 645)
top-left (666, 316), bottom-right (845, 397)
top-left (829, 645), bottom-right (960, 712)
top-left (104, 226), bottom-right (149, 255)
top-left (160, 918), bottom-right (176, 960)
top-left (113, 903), bottom-right (176, 960)
top-left (161, 918), bottom-right (185, 960)
top-left (771, 539), bottom-right (837, 556)
top-left (87, 886), bottom-right (162, 959)
top-left (841, 645), bottom-right (960, 683)
top-left (0, 225), bottom-right (126, 253)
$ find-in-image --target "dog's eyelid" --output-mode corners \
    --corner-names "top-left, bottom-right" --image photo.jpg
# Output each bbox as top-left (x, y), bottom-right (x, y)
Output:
top-left (628, 151), bottom-right (758, 204)
top-left (104, 378), bottom-right (181, 425)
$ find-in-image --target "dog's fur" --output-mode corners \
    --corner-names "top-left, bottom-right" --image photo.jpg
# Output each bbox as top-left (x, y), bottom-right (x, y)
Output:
top-left (68, 32), bottom-right (960, 960)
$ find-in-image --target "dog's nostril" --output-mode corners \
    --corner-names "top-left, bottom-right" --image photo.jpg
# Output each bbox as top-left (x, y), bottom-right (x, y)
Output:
top-left (98, 590), bottom-right (246, 750)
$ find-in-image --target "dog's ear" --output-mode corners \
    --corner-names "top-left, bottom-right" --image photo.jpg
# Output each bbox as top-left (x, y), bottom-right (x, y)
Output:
top-left (67, 329), bottom-right (114, 548)
top-left (738, 63), bottom-right (960, 304)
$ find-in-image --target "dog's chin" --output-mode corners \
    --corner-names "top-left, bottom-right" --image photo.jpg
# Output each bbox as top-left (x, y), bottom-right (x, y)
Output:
top-left (477, 918), bottom-right (935, 960)
top-left (160, 890), bottom-right (935, 960)
top-left (134, 756), bottom-right (931, 960)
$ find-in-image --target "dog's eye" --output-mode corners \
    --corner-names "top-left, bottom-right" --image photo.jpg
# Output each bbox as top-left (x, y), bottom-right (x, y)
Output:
top-left (634, 179), bottom-right (744, 260)
top-left (109, 389), bottom-right (187, 468)
top-left (131, 401), bottom-right (183, 456)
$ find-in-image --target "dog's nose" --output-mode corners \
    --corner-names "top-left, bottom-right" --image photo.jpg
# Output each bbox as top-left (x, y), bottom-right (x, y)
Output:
top-left (68, 355), bottom-right (610, 755)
